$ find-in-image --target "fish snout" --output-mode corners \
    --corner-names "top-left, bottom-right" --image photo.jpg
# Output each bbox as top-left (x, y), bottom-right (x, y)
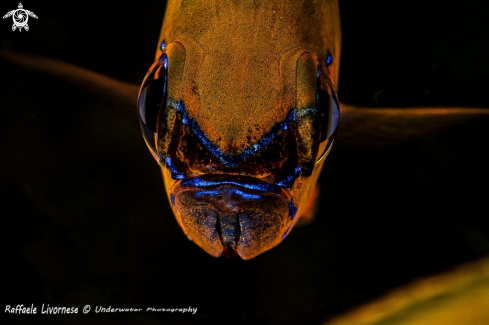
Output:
top-left (173, 179), bottom-right (293, 259)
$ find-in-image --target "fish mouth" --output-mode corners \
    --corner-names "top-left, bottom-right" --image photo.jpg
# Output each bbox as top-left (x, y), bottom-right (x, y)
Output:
top-left (172, 174), bottom-right (294, 260)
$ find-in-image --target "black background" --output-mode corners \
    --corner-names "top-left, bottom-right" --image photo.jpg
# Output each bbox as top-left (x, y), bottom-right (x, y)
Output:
top-left (1, 1), bottom-right (489, 324)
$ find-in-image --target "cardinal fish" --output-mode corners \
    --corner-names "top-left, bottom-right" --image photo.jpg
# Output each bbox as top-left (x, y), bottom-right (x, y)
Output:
top-left (136, 0), bottom-right (341, 259)
top-left (1, 0), bottom-right (487, 260)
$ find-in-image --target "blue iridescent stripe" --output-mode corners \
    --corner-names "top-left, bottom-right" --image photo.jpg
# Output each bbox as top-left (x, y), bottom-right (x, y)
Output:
top-left (288, 200), bottom-right (298, 220)
top-left (162, 101), bottom-right (309, 188)
top-left (282, 224), bottom-right (292, 240)
top-left (176, 101), bottom-right (297, 168)
top-left (195, 189), bottom-right (262, 200)
top-left (276, 166), bottom-right (302, 188)
top-left (164, 156), bottom-right (184, 180)
top-left (180, 178), bottom-right (279, 192)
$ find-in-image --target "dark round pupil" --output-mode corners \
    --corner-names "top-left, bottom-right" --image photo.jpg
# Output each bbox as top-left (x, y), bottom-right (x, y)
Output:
top-left (316, 72), bottom-right (339, 144)
top-left (142, 77), bottom-right (166, 133)
top-left (137, 54), bottom-right (168, 154)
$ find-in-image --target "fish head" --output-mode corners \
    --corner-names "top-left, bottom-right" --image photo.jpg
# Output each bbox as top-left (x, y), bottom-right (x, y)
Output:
top-left (137, 2), bottom-right (341, 259)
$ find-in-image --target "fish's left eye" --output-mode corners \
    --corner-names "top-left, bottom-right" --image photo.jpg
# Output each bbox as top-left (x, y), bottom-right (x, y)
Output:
top-left (137, 54), bottom-right (168, 158)
top-left (316, 67), bottom-right (340, 163)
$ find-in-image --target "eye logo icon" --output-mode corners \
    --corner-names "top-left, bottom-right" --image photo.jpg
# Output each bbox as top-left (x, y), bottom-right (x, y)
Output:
top-left (3, 3), bottom-right (37, 32)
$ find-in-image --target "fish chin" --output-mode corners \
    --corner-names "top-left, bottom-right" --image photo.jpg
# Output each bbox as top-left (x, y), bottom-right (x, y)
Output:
top-left (172, 176), bottom-right (293, 260)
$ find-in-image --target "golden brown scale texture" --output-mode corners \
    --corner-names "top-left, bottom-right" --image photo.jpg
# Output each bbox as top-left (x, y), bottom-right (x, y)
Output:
top-left (156, 0), bottom-right (341, 153)
top-left (153, 1), bottom-right (342, 248)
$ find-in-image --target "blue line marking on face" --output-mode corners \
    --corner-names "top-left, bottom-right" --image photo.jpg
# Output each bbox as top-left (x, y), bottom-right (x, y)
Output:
top-left (180, 178), bottom-right (279, 192)
top-left (276, 166), bottom-right (302, 188)
top-left (176, 101), bottom-right (296, 168)
top-left (162, 54), bottom-right (168, 70)
top-left (288, 200), bottom-right (298, 220)
top-left (195, 189), bottom-right (262, 200)
top-left (164, 156), bottom-right (185, 180)
top-left (282, 224), bottom-right (292, 240)
top-left (160, 101), bottom-right (315, 188)
top-left (170, 193), bottom-right (175, 206)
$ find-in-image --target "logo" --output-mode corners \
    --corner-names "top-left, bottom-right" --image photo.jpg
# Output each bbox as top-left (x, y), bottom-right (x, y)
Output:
top-left (3, 3), bottom-right (37, 32)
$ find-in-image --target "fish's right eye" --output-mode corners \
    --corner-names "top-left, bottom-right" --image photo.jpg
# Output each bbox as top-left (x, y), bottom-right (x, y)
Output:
top-left (137, 54), bottom-right (168, 158)
top-left (315, 66), bottom-right (340, 164)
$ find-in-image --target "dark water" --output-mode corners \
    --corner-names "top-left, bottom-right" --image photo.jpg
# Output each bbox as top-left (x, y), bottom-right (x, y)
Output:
top-left (1, 1), bottom-right (489, 324)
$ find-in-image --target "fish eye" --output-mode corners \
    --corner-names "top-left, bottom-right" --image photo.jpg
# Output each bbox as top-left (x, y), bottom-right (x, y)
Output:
top-left (137, 53), bottom-right (168, 157)
top-left (316, 66), bottom-right (340, 163)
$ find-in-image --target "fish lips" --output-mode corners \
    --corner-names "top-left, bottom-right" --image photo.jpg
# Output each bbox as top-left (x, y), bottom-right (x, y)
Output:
top-left (172, 175), bottom-right (293, 260)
